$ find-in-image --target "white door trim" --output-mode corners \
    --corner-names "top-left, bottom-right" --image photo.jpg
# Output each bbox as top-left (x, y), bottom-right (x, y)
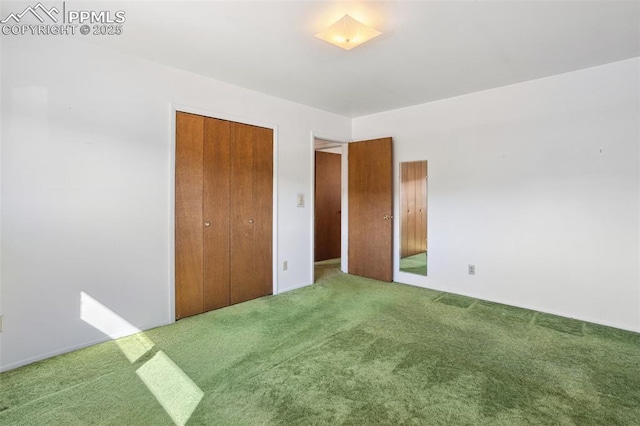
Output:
top-left (310, 132), bottom-right (349, 282)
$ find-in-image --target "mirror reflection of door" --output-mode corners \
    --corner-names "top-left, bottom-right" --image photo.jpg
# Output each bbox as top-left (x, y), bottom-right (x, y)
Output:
top-left (400, 161), bottom-right (428, 276)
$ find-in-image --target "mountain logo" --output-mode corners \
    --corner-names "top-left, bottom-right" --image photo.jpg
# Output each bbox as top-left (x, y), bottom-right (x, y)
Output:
top-left (1, 2), bottom-right (60, 24)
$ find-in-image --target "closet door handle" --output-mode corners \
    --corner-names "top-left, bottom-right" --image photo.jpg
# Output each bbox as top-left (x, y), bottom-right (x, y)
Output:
top-left (248, 219), bottom-right (254, 224)
top-left (204, 222), bottom-right (211, 227)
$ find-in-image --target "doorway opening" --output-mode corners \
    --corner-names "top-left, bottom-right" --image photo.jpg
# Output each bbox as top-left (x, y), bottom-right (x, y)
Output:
top-left (311, 135), bottom-right (394, 284)
top-left (313, 138), bottom-right (344, 282)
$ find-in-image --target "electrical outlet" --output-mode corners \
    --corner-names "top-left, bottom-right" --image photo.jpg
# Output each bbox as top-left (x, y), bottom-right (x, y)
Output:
top-left (283, 261), bottom-right (288, 271)
top-left (468, 265), bottom-right (475, 275)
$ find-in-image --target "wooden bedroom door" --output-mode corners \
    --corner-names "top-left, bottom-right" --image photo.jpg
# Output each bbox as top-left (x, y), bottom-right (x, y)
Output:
top-left (348, 137), bottom-right (393, 282)
top-left (315, 151), bottom-right (342, 261)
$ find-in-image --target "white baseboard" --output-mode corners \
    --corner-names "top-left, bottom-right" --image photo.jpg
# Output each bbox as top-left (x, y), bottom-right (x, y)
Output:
top-left (0, 320), bottom-right (171, 373)
top-left (278, 281), bottom-right (313, 293)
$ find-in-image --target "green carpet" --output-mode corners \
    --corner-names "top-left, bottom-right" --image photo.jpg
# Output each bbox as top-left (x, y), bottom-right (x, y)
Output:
top-left (1, 263), bottom-right (639, 425)
top-left (399, 252), bottom-right (427, 276)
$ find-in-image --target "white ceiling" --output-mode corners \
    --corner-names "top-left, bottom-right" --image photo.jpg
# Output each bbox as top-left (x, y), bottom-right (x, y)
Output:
top-left (90, 1), bottom-right (640, 118)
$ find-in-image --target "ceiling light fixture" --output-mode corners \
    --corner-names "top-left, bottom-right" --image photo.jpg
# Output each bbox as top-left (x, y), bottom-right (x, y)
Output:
top-left (315, 14), bottom-right (381, 51)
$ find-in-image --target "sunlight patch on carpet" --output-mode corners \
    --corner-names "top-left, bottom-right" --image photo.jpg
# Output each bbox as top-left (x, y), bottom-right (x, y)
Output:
top-left (136, 351), bottom-right (204, 426)
top-left (80, 291), bottom-right (203, 425)
top-left (3, 265), bottom-right (638, 425)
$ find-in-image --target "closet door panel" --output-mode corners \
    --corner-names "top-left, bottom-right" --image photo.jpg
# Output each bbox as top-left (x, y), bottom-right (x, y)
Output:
top-left (175, 112), bottom-right (204, 319)
top-left (230, 123), bottom-right (256, 304)
top-left (203, 118), bottom-right (231, 311)
top-left (253, 126), bottom-right (273, 298)
top-left (230, 123), bottom-right (273, 304)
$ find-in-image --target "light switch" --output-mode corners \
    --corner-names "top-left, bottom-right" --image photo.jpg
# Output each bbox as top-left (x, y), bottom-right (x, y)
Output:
top-left (297, 193), bottom-right (305, 207)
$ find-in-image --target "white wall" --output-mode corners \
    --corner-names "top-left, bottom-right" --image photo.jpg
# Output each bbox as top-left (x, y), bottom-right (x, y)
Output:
top-left (0, 36), bottom-right (350, 371)
top-left (0, 6), bottom-right (4, 366)
top-left (2, 35), bottom-right (638, 372)
top-left (353, 58), bottom-right (640, 332)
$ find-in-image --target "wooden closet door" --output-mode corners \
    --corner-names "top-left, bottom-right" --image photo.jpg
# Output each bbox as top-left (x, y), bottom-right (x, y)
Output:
top-left (252, 126), bottom-right (274, 299)
top-left (230, 123), bottom-right (273, 304)
top-left (175, 112), bottom-right (204, 319)
top-left (203, 118), bottom-right (231, 311)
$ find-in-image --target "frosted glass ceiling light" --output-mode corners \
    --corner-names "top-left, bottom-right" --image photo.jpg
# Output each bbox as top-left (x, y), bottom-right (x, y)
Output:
top-left (315, 14), bottom-right (381, 50)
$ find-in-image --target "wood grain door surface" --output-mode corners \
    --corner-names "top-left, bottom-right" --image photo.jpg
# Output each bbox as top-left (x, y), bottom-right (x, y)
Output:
top-left (203, 117), bottom-right (231, 311)
top-left (230, 123), bottom-right (273, 305)
top-left (315, 151), bottom-right (342, 261)
top-left (348, 137), bottom-right (393, 282)
top-left (175, 112), bottom-right (273, 319)
top-left (400, 160), bottom-right (427, 258)
top-left (175, 112), bottom-right (205, 319)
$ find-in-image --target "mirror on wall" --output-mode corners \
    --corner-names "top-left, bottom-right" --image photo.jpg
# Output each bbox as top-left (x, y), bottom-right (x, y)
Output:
top-left (399, 161), bottom-right (428, 276)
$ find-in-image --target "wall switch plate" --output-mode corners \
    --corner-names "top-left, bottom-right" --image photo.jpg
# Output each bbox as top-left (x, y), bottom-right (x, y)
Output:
top-left (468, 265), bottom-right (476, 275)
top-left (297, 193), bottom-right (304, 207)
top-left (283, 261), bottom-right (288, 271)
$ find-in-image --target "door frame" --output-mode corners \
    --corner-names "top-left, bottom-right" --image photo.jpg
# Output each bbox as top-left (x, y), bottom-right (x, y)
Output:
top-left (170, 104), bottom-right (279, 322)
top-left (310, 132), bottom-right (349, 282)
